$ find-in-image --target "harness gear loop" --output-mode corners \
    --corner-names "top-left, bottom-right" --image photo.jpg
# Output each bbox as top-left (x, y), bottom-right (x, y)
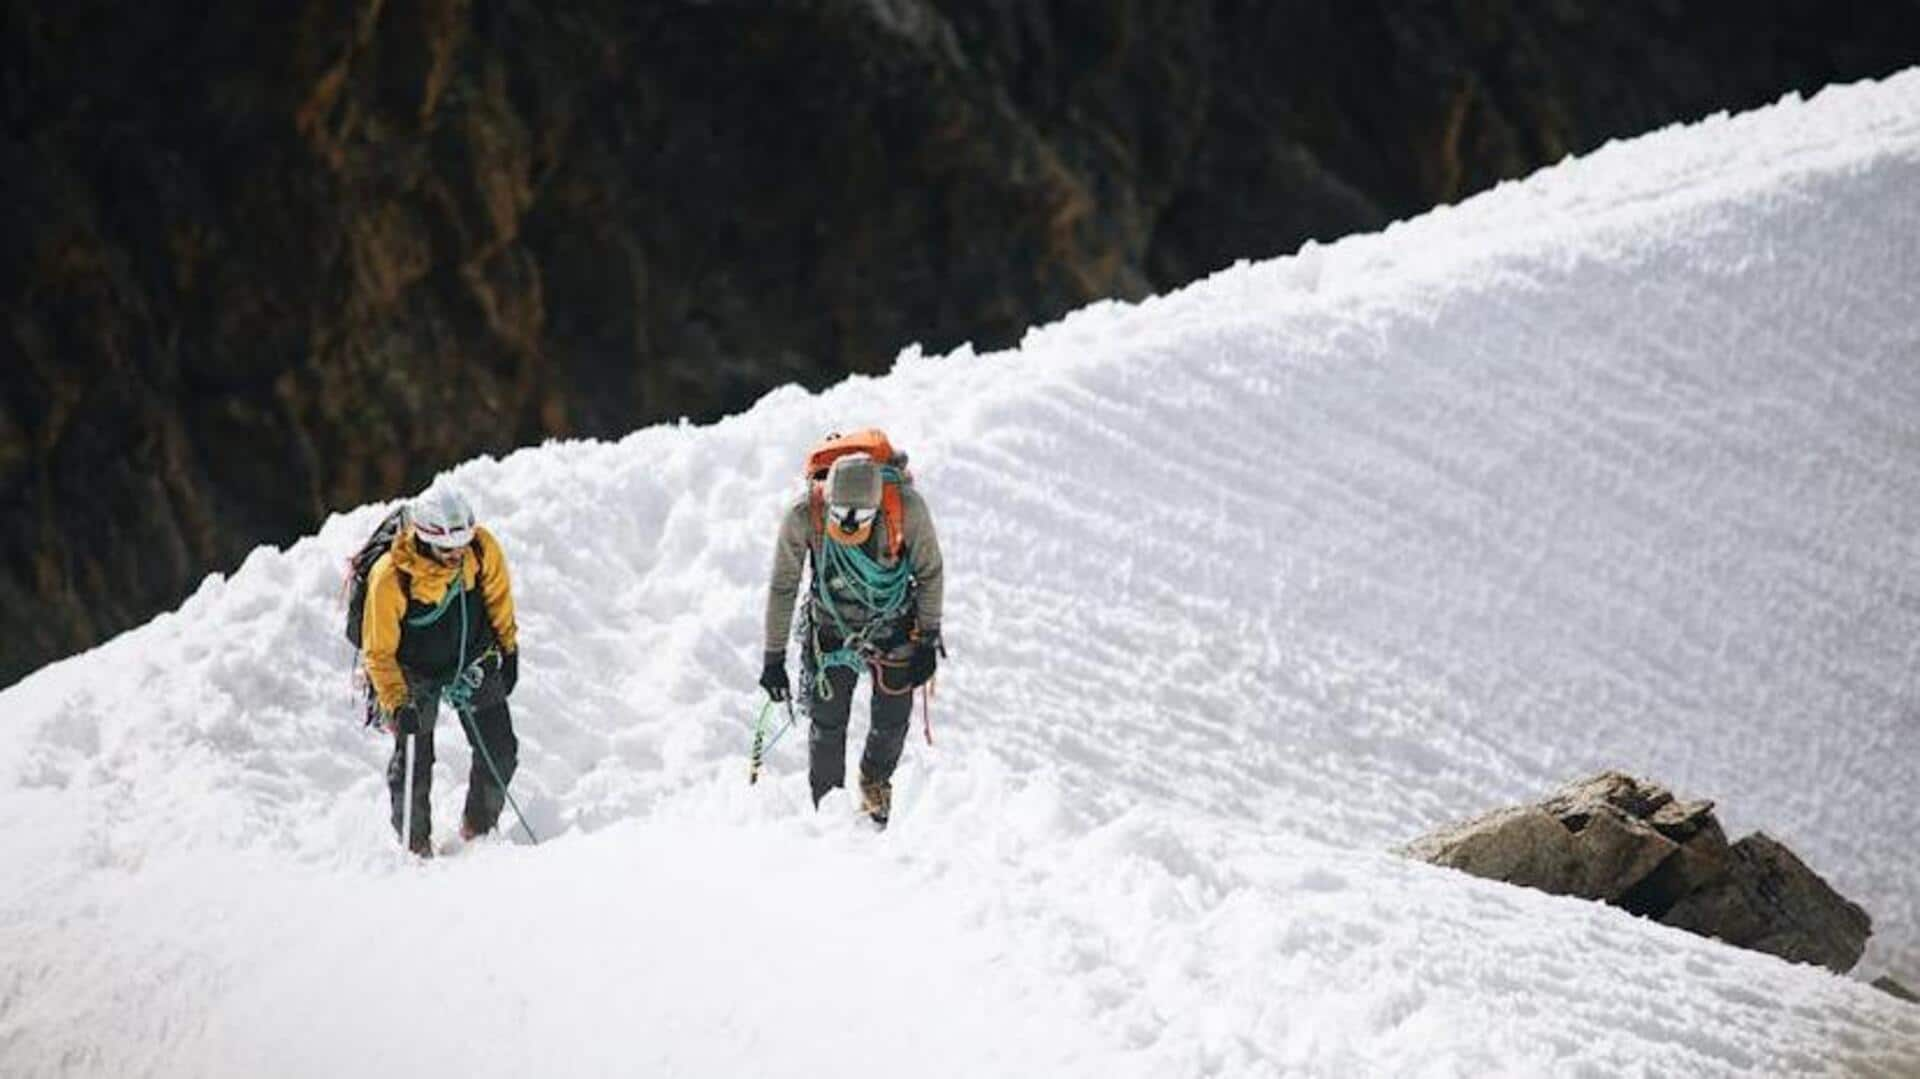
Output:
top-left (870, 654), bottom-right (916, 697)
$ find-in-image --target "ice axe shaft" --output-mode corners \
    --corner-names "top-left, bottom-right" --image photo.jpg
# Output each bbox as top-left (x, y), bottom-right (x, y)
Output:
top-left (748, 700), bottom-right (771, 785)
top-left (401, 732), bottom-right (416, 853)
top-left (921, 678), bottom-right (936, 745)
top-left (748, 698), bottom-right (798, 785)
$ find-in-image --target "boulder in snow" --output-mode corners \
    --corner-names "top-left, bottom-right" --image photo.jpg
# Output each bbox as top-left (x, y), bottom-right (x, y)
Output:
top-left (1403, 772), bottom-right (1871, 973)
top-left (1660, 832), bottom-right (1872, 973)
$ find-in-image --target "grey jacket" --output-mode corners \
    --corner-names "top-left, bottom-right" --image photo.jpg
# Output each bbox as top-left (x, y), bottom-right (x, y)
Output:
top-left (763, 484), bottom-right (944, 655)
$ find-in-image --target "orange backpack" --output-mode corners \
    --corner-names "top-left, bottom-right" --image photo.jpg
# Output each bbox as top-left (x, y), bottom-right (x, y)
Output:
top-left (806, 429), bottom-right (910, 559)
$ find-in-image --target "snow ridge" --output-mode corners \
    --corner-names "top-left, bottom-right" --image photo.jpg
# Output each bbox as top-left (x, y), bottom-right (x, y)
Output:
top-left (3, 71), bottom-right (1919, 1077)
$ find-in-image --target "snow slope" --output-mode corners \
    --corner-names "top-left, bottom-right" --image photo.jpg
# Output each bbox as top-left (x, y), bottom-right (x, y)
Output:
top-left (5, 71), bottom-right (1920, 1077)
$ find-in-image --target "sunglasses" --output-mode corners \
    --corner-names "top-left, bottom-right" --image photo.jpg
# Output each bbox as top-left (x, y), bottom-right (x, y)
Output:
top-left (828, 504), bottom-right (878, 530)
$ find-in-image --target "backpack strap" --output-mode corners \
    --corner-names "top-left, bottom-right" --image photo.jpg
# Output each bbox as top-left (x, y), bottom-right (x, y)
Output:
top-left (879, 482), bottom-right (904, 560)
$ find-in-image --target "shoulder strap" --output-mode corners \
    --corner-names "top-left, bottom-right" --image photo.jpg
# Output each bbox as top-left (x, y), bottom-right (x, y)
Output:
top-left (880, 483), bottom-right (904, 560)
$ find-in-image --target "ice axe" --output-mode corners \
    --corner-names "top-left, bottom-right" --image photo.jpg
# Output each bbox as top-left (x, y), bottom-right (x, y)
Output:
top-left (748, 698), bottom-right (797, 785)
top-left (401, 731), bottom-right (417, 853)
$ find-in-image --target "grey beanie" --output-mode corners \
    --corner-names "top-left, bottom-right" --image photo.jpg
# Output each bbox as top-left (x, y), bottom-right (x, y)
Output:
top-left (826, 456), bottom-right (883, 509)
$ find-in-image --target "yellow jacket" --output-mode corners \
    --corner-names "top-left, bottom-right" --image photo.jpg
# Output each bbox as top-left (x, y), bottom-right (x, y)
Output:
top-left (361, 524), bottom-right (517, 712)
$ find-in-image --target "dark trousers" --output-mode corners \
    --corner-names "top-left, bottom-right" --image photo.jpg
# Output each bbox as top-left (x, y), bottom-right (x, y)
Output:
top-left (805, 657), bottom-right (915, 805)
top-left (387, 695), bottom-right (518, 846)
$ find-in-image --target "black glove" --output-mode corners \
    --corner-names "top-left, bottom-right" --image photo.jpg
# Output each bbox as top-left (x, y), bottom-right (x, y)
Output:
top-left (759, 651), bottom-right (789, 702)
top-left (906, 632), bottom-right (940, 687)
top-left (500, 650), bottom-right (519, 696)
top-left (391, 701), bottom-right (422, 736)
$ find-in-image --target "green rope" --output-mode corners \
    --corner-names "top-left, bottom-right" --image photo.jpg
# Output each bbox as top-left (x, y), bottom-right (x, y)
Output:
top-left (811, 523), bottom-right (913, 697)
top-left (406, 570), bottom-right (466, 628)
top-left (458, 702), bottom-right (538, 844)
top-left (440, 567), bottom-right (481, 712)
top-left (436, 556), bottom-right (536, 843)
top-left (436, 564), bottom-right (502, 717)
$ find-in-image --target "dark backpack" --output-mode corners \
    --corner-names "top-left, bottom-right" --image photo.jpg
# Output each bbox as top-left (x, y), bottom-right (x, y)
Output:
top-left (343, 506), bottom-right (490, 648)
top-left (343, 507), bottom-right (409, 648)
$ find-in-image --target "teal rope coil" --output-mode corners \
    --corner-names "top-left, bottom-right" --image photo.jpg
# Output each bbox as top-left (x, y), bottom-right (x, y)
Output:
top-left (812, 526), bottom-right (913, 698)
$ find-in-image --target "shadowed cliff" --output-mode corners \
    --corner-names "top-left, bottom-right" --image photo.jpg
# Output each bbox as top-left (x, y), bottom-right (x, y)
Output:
top-left (5, 0), bottom-right (1919, 685)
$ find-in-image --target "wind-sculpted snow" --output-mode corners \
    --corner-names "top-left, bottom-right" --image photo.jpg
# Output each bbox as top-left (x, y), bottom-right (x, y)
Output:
top-left (4, 72), bottom-right (1920, 1076)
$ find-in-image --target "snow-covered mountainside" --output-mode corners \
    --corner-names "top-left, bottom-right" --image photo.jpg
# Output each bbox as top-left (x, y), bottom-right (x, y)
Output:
top-left (4, 71), bottom-right (1919, 1078)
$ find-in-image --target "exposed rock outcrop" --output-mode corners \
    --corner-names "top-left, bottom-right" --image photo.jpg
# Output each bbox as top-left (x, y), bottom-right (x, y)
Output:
top-left (1404, 772), bottom-right (1872, 973)
top-left (1874, 976), bottom-right (1919, 1005)
top-left (8, 3), bottom-right (1920, 684)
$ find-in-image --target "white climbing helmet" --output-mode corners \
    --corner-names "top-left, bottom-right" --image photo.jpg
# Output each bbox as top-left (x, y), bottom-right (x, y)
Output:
top-left (410, 486), bottom-right (476, 549)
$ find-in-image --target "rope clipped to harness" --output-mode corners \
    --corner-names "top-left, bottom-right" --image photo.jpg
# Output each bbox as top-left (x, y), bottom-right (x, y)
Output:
top-left (436, 569), bottom-right (490, 713)
top-left (811, 532), bottom-right (912, 698)
top-left (406, 555), bottom-right (497, 713)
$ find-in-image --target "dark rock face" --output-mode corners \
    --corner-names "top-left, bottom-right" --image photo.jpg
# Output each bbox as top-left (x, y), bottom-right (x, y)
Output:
top-left (1404, 772), bottom-right (1873, 974)
top-left (7, 3), bottom-right (1920, 684)
top-left (1661, 833), bottom-right (1874, 974)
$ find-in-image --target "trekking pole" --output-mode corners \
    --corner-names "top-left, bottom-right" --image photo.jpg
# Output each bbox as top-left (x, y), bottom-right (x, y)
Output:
top-left (401, 731), bottom-right (417, 853)
top-left (459, 706), bottom-right (539, 844)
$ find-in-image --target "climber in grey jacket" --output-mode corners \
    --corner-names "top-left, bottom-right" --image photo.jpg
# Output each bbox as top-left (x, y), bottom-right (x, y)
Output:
top-left (761, 451), bottom-right (943, 825)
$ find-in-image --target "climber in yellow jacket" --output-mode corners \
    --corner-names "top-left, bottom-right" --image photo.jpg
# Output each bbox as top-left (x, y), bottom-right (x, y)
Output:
top-left (361, 486), bottom-right (520, 855)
